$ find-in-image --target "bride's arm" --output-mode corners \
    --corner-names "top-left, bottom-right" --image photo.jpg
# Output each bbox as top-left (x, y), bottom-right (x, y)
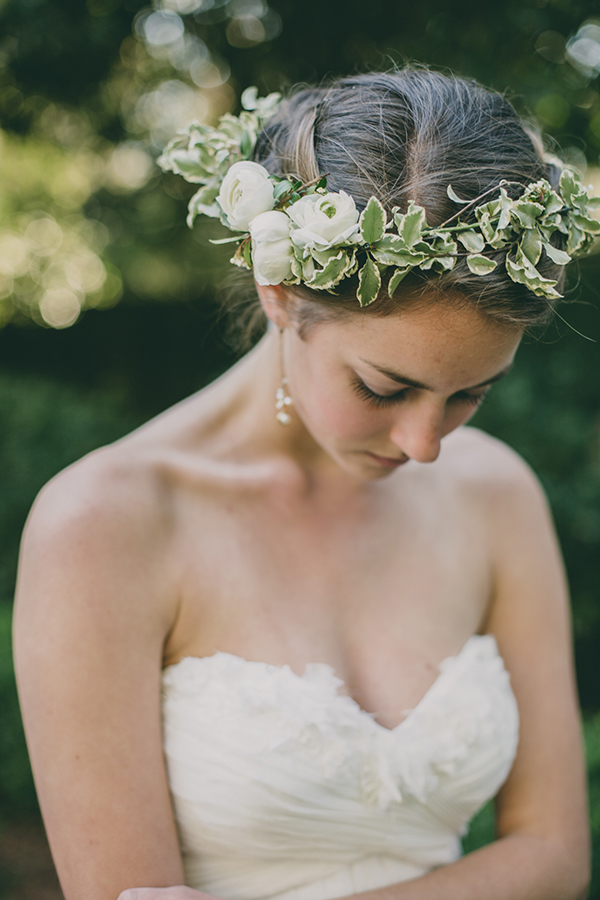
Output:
top-left (12, 450), bottom-right (192, 900)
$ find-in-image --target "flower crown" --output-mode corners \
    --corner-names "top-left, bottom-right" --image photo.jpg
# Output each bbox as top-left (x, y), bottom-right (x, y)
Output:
top-left (158, 87), bottom-right (600, 307)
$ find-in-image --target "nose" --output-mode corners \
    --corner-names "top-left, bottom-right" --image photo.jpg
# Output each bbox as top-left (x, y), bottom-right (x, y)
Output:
top-left (388, 400), bottom-right (444, 464)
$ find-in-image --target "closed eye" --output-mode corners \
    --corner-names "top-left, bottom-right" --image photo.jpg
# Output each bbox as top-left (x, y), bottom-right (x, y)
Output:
top-left (449, 389), bottom-right (491, 408)
top-left (351, 378), bottom-right (409, 408)
top-left (352, 378), bottom-right (492, 410)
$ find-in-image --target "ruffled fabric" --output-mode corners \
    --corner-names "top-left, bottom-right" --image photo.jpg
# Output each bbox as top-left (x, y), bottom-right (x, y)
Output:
top-left (161, 635), bottom-right (518, 900)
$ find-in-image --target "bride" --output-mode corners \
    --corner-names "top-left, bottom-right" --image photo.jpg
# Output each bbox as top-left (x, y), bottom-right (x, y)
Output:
top-left (13, 69), bottom-right (593, 900)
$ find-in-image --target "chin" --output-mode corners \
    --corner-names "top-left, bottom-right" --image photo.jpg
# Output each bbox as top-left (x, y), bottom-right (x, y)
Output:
top-left (328, 447), bottom-right (404, 482)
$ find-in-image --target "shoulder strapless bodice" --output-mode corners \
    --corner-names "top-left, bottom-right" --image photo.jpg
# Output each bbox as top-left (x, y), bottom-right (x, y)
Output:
top-left (161, 635), bottom-right (518, 900)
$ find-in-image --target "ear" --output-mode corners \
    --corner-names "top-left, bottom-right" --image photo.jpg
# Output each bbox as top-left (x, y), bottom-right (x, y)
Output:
top-left (255, 282), bottom-right (294, 329)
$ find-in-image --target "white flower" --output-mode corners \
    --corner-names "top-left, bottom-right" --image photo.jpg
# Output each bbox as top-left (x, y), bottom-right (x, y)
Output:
top-left (287, 191), bottom-right (360, 251)
top-left (218, 161), bottom-right (275, 231)
top-left (249, 210), bottom-right (294, 285)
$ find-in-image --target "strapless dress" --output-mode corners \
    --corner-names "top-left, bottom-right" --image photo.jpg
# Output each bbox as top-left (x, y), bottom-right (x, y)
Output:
top-left (161, 634), bottom-right (519, 900)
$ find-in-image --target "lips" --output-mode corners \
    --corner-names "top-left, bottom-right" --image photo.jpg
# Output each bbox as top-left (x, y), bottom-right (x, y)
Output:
top-left (364, 451), bottom-right (409, 468)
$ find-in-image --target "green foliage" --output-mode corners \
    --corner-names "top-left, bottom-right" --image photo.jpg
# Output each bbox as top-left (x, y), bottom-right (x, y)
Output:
top-left (0, 371), bottom-right (140, 602)
top-left (0, 605), bottom-right (37, 827)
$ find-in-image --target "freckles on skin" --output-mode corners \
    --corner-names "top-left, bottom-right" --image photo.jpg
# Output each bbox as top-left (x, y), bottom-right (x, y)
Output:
top-left (284, 299), bottom-right (522, 474)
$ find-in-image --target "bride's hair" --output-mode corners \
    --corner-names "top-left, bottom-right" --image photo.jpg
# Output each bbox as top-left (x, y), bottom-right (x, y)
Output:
top-left (227, 67), bottom-right (566, 345)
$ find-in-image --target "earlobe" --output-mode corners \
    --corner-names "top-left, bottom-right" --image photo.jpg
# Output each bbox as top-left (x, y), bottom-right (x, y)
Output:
top-left (255, 282), bottom-right (293, 329)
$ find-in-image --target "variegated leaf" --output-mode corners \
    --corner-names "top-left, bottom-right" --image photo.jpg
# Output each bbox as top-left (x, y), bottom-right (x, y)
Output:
top-left (466, 255), bottom-right (497, 275)
top-left (357, 257), bottom-right (381, 307)
top-left (359, 197), bottom-right (387, 244)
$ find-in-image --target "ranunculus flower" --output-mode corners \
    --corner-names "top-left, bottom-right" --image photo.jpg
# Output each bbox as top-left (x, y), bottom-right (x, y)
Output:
top-left (218, 161), bottom-right (275, 231)
top-left (249, 210), bottom-right (294, 285)
top-left (287, 191), bottom-right (360, 251)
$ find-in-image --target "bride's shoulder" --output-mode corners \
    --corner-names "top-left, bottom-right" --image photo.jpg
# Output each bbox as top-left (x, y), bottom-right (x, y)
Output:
top-left (20, 388), bottom-right (253, 566)
top-left (21, 435), bottom-right (171, 574)
top-left (441, 425), bottom-right (548, 509)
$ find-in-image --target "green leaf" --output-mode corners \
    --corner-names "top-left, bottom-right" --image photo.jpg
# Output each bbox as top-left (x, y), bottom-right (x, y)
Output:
top-left (520, 229), bottom-right (542, 265)
top-left (231, 240), bottom-right (252, 270)
top-left (466, 255), bottom-right (497, 275)
top-left (477, 211), bottom-right (496, 245)
top-left (307, 250), bottom-right (357, 289)
top-left (395, 201), bottom-right (427, 248)
top-left (290, 256), bottom-right (302, 280)
top-left (359, 197), bottom-right (386, 243)
top-left (498, 188), bottom-right (512, 231)
top-left (447, 184), bottom-right (469, 204)
top-left (422, 255), bottom-right (456, 272)
top-left (512, 200), bottom-right (544, 230)
top-left (542, 241), bottom-right (571, 266)
top-left (388, 268), bottom-right (410, 297)
top-left (457, 231), bottom-right (485, 253)
top-left (505, 249), bottom-right (562, 299)
top-left (209, 235), bottom-right (245, 245)
top-left (186, 184), bottom-right (220, 227)
top-left (357, 257), bottom-right (381, 307)
top-left (567, 220), bottom-right (586, 255)
top-left (241, 86), bottom-right (259, 110)
top-left (239, 130), bottom-right (253, 159)
top-left (316, 175), bottom-right (328, 190)
top-left (572, 213), bottom-right (600, 234)
top-left (544, 190), bottom-right (564, 216)
top-left (273, 179), bottom-right (294, 200)
top-left (559, 168), bottom-right (580, 205)
top-left (371, 236), bottom-right (426, 267)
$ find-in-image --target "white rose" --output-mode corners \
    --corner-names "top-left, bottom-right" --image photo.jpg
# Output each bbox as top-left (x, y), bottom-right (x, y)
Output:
top-left (249, 210), bottom-right (294, 285)
top-left (287, 191), bottom-right (360, 251)
top-left (218, 161), bottom-right (275, 231)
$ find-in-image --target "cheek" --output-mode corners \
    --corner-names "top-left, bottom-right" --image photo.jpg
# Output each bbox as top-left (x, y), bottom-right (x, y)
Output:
top-left (295, 375), bottom-right (382, 442)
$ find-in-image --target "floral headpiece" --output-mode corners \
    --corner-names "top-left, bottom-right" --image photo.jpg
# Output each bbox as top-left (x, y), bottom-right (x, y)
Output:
top-left (158, 87), bottom-right (600, 307)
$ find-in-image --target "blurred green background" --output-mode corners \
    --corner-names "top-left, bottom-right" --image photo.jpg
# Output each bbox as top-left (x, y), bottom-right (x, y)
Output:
top-left (1, 0), bottom-right (600, 896)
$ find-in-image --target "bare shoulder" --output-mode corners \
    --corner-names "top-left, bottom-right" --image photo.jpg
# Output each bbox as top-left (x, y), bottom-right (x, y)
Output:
top-left (442, 425), bottom-right (547, 505)
top-left (23, 436), bottom-right (171, 562)
top-left (14, 430), bottom-right (183, 655)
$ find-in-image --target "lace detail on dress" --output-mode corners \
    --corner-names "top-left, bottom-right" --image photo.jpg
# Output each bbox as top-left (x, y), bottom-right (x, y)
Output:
top-left (161, 635), bottom-right (519, 900)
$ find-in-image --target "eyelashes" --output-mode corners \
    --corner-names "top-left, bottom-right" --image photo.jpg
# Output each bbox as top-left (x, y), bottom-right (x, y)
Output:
top-left (351, 377), bottom-right (491, 410)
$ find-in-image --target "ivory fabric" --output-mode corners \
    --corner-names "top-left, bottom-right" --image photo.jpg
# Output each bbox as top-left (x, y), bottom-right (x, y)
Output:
top-left (161, 635), bottom-right (519, 900)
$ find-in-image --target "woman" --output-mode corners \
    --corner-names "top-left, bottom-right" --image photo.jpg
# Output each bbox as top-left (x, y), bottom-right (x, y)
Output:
top-left (13, 69), bottom-right (593, 900)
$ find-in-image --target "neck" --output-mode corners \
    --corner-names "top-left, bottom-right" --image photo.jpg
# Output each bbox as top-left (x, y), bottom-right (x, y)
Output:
top-left (204, 329), bottom-right (367, 492)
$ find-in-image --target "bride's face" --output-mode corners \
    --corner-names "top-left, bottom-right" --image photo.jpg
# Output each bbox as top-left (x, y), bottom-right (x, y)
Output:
top-left (282, 296), bottom-right (522, 480)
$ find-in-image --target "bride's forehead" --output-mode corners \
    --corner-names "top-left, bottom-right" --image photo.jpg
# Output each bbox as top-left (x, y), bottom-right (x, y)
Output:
top-left (318, 299), bottom-right (518, 349)
top-left (308, 300), bottom-right (522, 382)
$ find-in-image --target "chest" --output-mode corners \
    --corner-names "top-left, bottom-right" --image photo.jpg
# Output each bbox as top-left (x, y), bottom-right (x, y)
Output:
top-left (164, 473), bottom-right (492, 724)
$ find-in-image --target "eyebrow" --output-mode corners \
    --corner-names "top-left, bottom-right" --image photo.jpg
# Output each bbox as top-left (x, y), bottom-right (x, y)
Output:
top-left (359, 360), bottom-right (514, 392)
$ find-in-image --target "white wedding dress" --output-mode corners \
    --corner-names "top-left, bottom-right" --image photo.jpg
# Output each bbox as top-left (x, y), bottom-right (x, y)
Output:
top-left (161, 634), bottom-right (519, 900)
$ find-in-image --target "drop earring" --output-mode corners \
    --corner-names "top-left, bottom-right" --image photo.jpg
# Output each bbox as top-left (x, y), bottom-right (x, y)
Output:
top-left (275, 328), bottom-right (293, 426)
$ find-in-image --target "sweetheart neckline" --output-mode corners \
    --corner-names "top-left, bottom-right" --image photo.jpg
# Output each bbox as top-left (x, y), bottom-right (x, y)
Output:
top-left (162, 633), bottom-right (497, 734)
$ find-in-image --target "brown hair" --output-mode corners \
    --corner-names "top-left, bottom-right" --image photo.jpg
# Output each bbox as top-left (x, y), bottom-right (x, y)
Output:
top-left (228, 68), bottom-right (566, 345)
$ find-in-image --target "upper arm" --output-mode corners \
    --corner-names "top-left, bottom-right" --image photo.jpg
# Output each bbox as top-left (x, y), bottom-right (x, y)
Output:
top-left (12, 452), bottom-right (184, 900)
top-left (479, 440), bottom-right (588, 877)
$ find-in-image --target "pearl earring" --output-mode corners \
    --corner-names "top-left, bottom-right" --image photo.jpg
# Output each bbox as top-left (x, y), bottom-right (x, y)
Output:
top-left (276, 328), bottom-right (293, 426)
